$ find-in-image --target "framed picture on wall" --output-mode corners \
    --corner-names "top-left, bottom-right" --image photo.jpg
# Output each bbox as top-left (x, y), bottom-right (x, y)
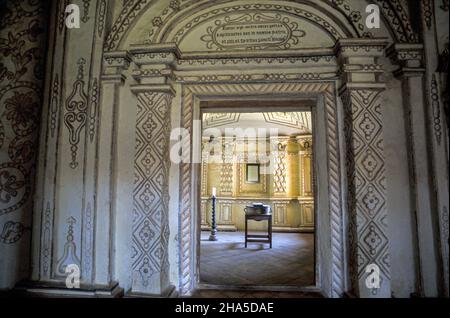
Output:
top-left (246, 163), bottom-right (260, 183)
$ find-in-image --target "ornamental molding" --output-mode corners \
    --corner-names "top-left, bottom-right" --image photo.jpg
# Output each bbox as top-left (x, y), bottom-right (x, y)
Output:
top-left (104, 0), bottom-right (418, 52)
top-left (179, 82), bottom-right (344, 297)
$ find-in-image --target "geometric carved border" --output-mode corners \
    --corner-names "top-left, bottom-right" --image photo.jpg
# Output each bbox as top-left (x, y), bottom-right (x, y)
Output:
top-left (132, 91), bottom-right (172, 293)
top-left (180, 82), bottom-right (345, 297)
top-left (341, 87), bottom-right (390, 297)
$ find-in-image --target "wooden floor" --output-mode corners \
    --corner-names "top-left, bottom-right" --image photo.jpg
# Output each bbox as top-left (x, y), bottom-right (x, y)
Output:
top-left (200, 231), bottom-right (314, 287)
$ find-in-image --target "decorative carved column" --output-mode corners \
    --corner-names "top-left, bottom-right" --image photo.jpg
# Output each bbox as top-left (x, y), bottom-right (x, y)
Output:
top-left (272, 138), bottom-right (288, 195)
top-left (337, 39), bottom-right (391, 298)
top-left (200, 138), bottom-right (210, 230)
top-left (25, 0), bottom-right (121, 297)
top-left (296, 135), bottom-right (314, 233)
top-left (99, 51), bottom-right (131, 287)
top-left (200, 198), bottom-right (209, 231)
top-left (216, 138), bottom-right (237, 231)
top-left (129, 46), bottom-right (177, 296)
top-left (220, 137), bottom-right (234, 196)
top-left (297, 136), bottom-right (313, 197)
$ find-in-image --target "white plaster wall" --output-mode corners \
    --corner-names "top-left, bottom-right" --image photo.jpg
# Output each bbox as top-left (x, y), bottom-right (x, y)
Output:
top-left (167, 84), bottom-right (183, 289)
top-left (113, 75), bottom-right (137, 293)
top-left (381, 61), bottom-right (416, 297)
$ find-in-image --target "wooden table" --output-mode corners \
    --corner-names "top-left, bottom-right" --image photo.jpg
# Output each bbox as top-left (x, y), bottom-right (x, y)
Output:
top-left (245, 213), bottom-right (272, 248)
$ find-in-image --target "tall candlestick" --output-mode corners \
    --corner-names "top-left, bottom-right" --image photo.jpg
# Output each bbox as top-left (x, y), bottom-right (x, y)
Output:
top-left (209, 194), bottom-right (217, 241)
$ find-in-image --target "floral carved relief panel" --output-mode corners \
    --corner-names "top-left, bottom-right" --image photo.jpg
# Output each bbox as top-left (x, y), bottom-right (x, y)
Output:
top-left (0, 1), bottom-right (48, 248)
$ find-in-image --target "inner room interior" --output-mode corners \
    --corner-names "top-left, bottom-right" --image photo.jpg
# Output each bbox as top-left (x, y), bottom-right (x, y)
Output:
top-left (199, 103), bottom-right (315, 288)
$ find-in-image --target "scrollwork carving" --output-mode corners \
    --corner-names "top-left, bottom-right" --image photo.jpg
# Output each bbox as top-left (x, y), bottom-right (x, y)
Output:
top-left (64, 58), bottom-right (88, 169)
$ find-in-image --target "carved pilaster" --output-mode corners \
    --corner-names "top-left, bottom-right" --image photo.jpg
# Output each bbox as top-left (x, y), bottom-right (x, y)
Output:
top-left (129, 45), bottom-right (177, 296)
top-left (200, 198), bottom-right (210, 231)
top-left (296, 135), bottom-right (314, 233)
top-left (296, 136), bottom-right (313, 198)
top-left (271, 138), bottom-right (288, 195)
top-left (387, 43), bottom-right (439, 297)
top-left (129, 85), bottom-right (174, 295)
top-left (337, 38), bottom-right (391, 298)
top-left (28, 0), bottom-right (121, 296)
top-left (220, 138), bottom-right (234, 196)
top-left (201, 138), bottom-right (209, 197)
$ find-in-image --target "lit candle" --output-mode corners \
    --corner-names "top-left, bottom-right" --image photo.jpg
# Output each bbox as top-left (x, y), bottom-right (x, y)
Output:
top-left (212, 187), bottom-right (216, 197)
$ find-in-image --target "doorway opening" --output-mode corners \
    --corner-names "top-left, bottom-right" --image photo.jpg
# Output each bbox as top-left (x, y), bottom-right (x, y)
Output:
top-left (198, 102), bottom-right (316, 290)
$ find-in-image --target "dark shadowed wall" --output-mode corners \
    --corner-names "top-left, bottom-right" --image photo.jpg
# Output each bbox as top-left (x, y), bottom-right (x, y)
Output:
top-left (0, 0), bottom-right (49, 289)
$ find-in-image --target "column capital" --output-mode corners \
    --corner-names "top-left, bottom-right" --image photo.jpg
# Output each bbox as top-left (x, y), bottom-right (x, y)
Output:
top-left (102, 51), bottom-right (132, 83)
top-left (334, 38), bottom-right (389, 58)
top-left (335, 38), bottom-right (389, 86)
top-left (386, 43), bottom-right (425, 78)
top-left (338, 82), bottom-right (386, 97)
top-left (269, 136), bottom-right (289, 149)
top-left (130, 44), bottom-right (180, 85)
top-left (295, 135), bottom-right (313, 151)
top-left (130, 84), bottom-right (176, 96)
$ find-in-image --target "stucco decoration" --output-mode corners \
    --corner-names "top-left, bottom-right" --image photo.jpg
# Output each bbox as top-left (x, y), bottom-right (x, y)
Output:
top-left (337, 38), bottom-right (391, 297)
top-left (131, 90), bottom-right (173, 294)
top-left (64, 58), bottom-right (89, 169)
top-left (179, 82), bottom-right (345, 297)
top-left (9, 0), bottom-right (445, 299)
top-left (342, 88), bottom-right (390, 296)
top-left (0, 0), bottom-right (48, 288)
top-left (105, 0), bottom-right (420, 51)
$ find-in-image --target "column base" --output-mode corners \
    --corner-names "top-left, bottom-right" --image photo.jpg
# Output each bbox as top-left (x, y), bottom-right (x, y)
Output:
top-left (13, 280), bottom-right (124, 298)
top-left (125, 285), bottom-right (177, 298)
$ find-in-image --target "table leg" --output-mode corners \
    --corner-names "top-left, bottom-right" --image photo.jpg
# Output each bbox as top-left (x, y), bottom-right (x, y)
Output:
top-left (269, 215), bottom-right (272, 249)
top-left (245, 216), bottom-right (248, 248)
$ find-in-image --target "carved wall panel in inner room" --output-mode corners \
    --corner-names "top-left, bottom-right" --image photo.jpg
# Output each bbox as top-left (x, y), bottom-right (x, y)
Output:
top-left (0, 0), bottom-right (49, 289)
top-left (201, 134), bottom-right (314, 233)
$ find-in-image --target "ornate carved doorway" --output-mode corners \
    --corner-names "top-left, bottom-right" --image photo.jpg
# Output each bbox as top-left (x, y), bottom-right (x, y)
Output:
top-left (176, 85), bottom-right (345, 297)
top-left (197, 104), bottom-right (316, 291)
